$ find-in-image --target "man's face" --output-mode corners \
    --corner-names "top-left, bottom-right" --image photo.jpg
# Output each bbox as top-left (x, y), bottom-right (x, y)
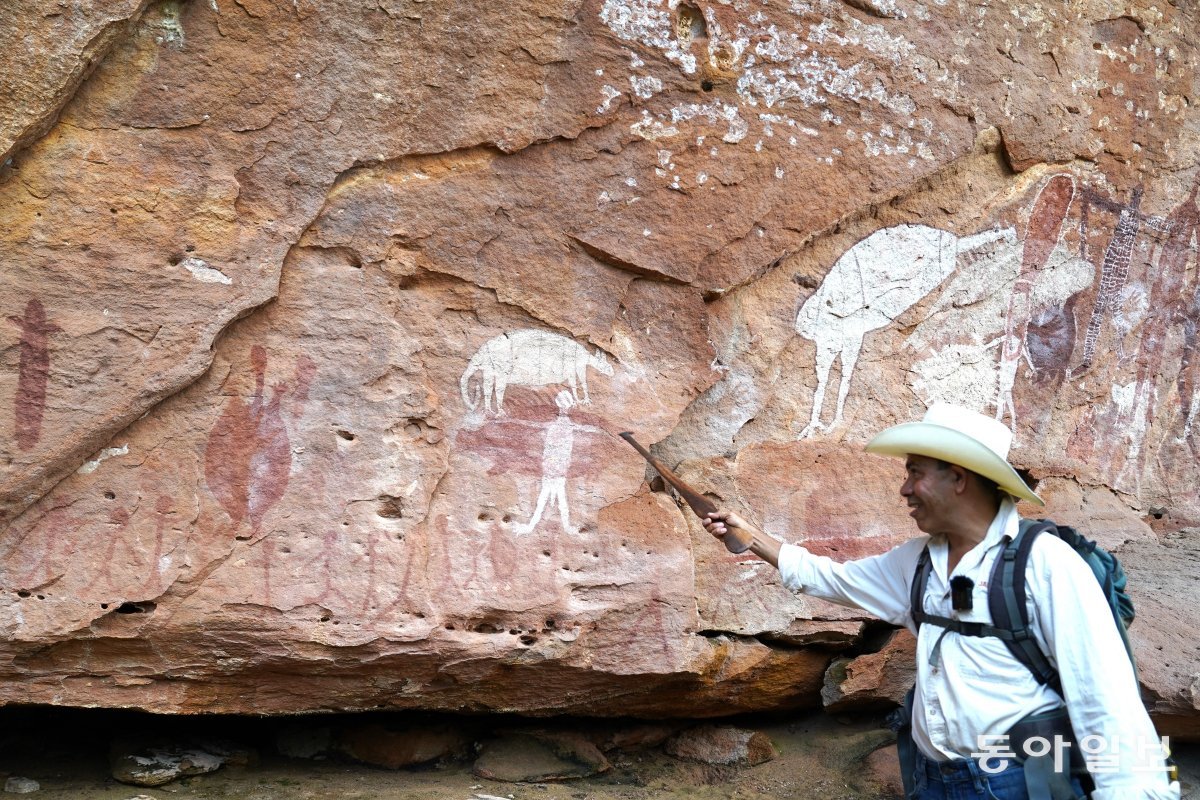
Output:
top-left (900, 455), bottom-right (960, 534)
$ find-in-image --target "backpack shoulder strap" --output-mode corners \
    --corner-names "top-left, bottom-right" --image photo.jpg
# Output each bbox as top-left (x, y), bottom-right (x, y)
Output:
top-left (988, 518), bottom-right (1063, 695)
top-left (910, 544), bottom-right (932, 629)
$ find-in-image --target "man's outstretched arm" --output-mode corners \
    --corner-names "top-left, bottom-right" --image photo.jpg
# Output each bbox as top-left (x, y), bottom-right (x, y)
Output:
top-left (702, 507), bottom-right (924, 629)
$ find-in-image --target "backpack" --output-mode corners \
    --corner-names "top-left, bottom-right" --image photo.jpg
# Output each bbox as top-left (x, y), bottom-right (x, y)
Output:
top-left (910, 518), bottom-right (1137, 694)
top-left (899, 520), bottom-right (1179, 797)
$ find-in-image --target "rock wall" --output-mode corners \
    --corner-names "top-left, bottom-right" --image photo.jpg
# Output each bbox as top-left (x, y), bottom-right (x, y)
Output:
top-left (1, 0), bottom-right (1197, 731)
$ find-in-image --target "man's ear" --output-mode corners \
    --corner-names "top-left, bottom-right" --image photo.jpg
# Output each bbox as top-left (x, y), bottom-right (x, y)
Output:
top-left (948, 464), bottom-right (970, 495)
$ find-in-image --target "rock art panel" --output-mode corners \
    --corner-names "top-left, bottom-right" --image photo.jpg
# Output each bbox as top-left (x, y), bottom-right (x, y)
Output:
top-left (1058, 176), bottom-right (1200, 496)
top-left (795, 224), bottom-right (1015, 438)
top-left (0, 0), bottom-right (626, 525)
top-left (0, 0), bottom-right (1198, 728)
top-left (995, 174), bottom-right (1077, 427)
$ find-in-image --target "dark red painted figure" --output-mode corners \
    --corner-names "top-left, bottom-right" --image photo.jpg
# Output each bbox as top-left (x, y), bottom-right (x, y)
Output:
top-left (8, 299), bottom-right (61, 451)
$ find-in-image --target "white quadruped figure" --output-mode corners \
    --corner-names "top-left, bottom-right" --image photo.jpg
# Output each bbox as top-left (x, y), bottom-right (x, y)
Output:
top-left (461, 329), bottom-right (614, 414)
top-left (514, 391), bottom-right (603, 536)
top-left (795, 224), bottom-right (1017, 439)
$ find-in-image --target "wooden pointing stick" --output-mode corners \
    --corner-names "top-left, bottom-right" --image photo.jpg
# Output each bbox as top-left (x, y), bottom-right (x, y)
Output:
top-left (618, 432), bottom-right (761, 556)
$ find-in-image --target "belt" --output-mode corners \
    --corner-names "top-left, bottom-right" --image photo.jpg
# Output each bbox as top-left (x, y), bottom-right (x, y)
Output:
top-left (922, 753), bottom-right (1021, 781)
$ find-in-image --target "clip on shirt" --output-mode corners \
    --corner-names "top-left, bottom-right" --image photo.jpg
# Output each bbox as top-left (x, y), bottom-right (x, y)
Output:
top-left (930, 577), bottom-right (976, 668)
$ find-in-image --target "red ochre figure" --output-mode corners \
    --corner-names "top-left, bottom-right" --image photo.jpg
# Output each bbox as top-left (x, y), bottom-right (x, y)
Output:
top-left (204, 346), bottom-right (313, 603)
top-left (8, 298), bottom-right (61, 451)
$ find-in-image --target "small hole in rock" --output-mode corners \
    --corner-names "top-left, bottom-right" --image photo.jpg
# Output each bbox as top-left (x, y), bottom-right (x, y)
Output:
top-left (104, 491), bottom-right (116, 500)
top-left (701, 80), bottom-right (714, 91)
top-left (377, 497), bottom-right (404, 519)
top-left (116, 601), bottom-right (154, 614)
top-left (17, 591), bottom-right (30, 598)
top-left (336, 430), bottom-right (355, 441)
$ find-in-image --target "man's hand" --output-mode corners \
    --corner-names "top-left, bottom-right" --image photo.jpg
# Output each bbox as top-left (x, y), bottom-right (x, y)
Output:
top-left (702, 510), bottom-right (782, 567)
top-left (702, 510), bottom-right (755, 539)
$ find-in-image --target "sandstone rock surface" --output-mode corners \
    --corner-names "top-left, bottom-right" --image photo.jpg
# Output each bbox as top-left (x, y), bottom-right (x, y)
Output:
top-left (664, 725), bottom-right (778, 767)
top-left (0, 0), bottom-right (1197, 733)
top-left (473, 731), bottom-right (611, 782)
top-left (822, 630), bottom-right (917, 712)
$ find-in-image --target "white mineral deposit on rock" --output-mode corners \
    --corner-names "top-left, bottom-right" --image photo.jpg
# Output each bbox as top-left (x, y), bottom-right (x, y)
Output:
top-left (77, 444), bottom-right (130, 475)
top-left (179, 256), bottom-right (233, 285)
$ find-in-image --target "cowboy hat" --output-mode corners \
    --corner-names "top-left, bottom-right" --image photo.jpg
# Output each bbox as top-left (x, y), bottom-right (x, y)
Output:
top-left (865, 403), bottom-right (1044, 506)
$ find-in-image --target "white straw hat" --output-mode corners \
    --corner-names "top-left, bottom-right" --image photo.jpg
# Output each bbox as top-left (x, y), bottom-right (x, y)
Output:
top-left (865, 403), bottom-right (1044, 506)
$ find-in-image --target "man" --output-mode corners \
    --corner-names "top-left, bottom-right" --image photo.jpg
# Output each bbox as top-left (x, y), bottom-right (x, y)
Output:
top-left (702, 403), bottom-right (1178, 800)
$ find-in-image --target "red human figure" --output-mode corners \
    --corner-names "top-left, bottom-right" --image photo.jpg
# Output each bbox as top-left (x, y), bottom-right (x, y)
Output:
top-left (80, 506), bottom-right (134, 596)
top-left (8, 298), bottom-right (62, 450)
top-left (203, 346), bottom-right (294, 603)
top-left (996, 174), bottom-right (1076, 426)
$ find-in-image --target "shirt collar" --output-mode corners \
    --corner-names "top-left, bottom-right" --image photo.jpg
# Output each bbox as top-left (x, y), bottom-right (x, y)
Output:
top-left (986, 496), bottom-right (1020, 546)
top-left (928, 497), bottom-right (1020, 578)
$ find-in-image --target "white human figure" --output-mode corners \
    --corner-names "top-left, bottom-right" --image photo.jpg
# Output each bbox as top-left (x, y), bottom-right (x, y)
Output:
top-left (795, 224), bottom-right (1016, 439)
top-left (513, 391), bottom-right (603, 536)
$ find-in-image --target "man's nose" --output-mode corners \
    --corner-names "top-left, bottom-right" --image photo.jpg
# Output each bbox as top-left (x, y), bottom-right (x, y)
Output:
top-left (900, 477), bottom-right (913, 496)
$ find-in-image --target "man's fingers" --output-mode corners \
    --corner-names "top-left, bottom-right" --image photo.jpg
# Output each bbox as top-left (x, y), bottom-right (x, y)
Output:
top-left (703, 510), bottom-right (736, 538)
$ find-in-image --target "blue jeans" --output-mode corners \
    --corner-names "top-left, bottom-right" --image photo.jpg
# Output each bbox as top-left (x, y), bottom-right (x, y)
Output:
top-left (910, 749), bottom-right (1087, 799)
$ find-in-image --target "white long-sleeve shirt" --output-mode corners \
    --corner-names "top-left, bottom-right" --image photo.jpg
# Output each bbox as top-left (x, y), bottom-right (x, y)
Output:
top-left (776, 499), bottom-right (1179, 800)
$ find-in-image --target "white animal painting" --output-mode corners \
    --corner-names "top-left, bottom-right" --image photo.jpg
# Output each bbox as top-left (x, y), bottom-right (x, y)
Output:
top-left (795, 224), bottom-right (1017, 439)
top-left (460, 329), bottom-right (615, 414)
top-left (514, 391), bottom-right (604, 536)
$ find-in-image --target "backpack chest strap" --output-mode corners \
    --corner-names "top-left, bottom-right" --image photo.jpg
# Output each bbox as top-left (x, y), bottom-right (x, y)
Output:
top-left (911, 611), bottom-right (1030, 641)
top-left (909, 523), bottom-right (1063, 694)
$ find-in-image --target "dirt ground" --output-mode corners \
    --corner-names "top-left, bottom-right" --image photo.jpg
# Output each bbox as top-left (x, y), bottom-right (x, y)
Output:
top-left (1, 707), bottom-right (1196, 800)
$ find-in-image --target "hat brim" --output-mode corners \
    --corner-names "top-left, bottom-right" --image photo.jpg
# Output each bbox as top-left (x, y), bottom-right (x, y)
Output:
top-left (865, 422), bottom-right (1044, 507)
